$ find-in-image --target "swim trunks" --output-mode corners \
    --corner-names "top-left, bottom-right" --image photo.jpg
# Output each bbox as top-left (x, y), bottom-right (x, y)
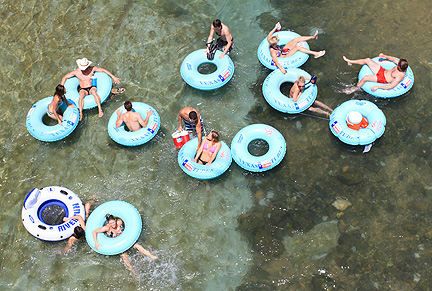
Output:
top-left (79, 86), bottom-right (96, 94)
top-left (216, 37), bottom-right (234, 52)
top-left (376, 66), bottom-right (388, 84)
top-left (182, 116), bottom-right (204, 133)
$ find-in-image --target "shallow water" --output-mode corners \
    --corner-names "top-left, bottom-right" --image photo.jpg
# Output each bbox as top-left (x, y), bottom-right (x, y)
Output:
top-left (1, 0), bottom-right (432, 290)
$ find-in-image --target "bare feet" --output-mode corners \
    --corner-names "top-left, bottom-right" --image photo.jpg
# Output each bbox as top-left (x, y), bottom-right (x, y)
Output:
top-left (343, 56), bottom-right (353, 66)
top-left (98, 111), bottom-right (104, 118)
top-left (343, 86), bottom-right (360, 94)
top-left (79, 111), bottom-right (83, 121)
top-left (315, 50), bottom-right (326, 59)
top-left (313, 30), bottom-right (318, 39)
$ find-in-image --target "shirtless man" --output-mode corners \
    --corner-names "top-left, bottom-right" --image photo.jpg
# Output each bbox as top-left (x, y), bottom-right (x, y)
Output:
top-left (178, 107), bottom-right (204, 150)
top-left (116, 101), bottom-right (153, 132)
top-left (206, 19), bottom-right (233, 59)
top-left (61, 58), bottom-right (120, 120)
top-left (343, 53), bottom-right (408, 94)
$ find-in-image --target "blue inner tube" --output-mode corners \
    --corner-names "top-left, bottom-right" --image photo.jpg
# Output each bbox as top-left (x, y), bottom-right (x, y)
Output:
top-left (177, 137), bottom-right (232, 180)
top-left (358, 57), bottom-right (414, 98)
top-left (64, 72), bottom-right (113, 110)
top-left (231, 124), bottom-right (286, 172)
top-left (26, 97), bottom-right (79, 142)
top-left (262, 68), bottom-right (317, 114)
top-left (257, 31), bottom-right (310, 70)
top-left (329, 100), bottom-right (386, 146)
top-left (180, 49), bottom-right (234, 91)
top-left (107, 102), bottom-right (160, 146)
top-left (85, 201), bottom-right (142, 256)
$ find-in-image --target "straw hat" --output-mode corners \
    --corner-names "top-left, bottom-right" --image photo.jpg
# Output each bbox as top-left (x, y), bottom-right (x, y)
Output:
top-left (347, 111), bottom-right (362, 124)
top-left (76, 58), bottom-right (92, 70)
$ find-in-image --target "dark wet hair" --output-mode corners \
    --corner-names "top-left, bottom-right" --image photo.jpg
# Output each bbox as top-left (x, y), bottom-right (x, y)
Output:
top-left (189, 111), bottom-right (198, 121)
top-left (55, 85), bottom-right (65, 99)
top-left (124, 101), bottom-right (133, 111)
top-left (211, 131), bottom-right (219, 142)
top-left (106, 214), bottom-right (116, 222)
top-left (213, 19), bottom-right (222, 28)
top-left (73, 226), bottom-right (85, 239)
top-left (398, 59), bottom-right (408, 72)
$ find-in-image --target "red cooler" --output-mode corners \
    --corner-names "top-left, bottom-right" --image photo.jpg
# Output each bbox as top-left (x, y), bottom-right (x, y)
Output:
top-left (172, 130), bottom-right (190, 149)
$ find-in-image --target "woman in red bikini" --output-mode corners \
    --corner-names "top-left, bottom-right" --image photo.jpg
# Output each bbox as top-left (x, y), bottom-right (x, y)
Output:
top-left (192, 131), bottom-right (222, 166)
top-left (343, 53), bottom-right (408, 93)
top-left (267, 22), bottom-right (326, 74)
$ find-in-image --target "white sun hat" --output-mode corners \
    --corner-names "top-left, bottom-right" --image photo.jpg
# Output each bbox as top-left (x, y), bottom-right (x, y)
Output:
top-left (76, 58), bottom-right (92, 70)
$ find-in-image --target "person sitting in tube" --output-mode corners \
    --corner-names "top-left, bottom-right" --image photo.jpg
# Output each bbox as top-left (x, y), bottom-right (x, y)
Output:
top-left (342, 53), bottom-right (408, 94)
top-left (47, 85), bottom-right (75, 126)
top-left (63, 201), bottom-right (93, 252)
top-left (60, 58), bottom-right (120, 121)
top-left (192, 131), bottom-right (222, 166)
top-left (116, 100), bottom-right (153, 132)
top-left (267, 22), bottom-right (325, 74)
top-left (92, 214), bottom-right (157, 276)
top-left (289, 76), bottom-right (333, 118)
top-left (346, 111), bottom-right (369, 131)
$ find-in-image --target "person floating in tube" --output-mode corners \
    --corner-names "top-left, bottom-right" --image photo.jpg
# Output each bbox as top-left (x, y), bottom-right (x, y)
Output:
top-left (92, 214), bottom-right (157, 276)
top-left (267, 22), bottom-right (325, 74)
top-left (61, 58), bottom-right (120, 121)
top-left (192, 131), bottom-right (222, 166)
top-left (342, 53), bottom-right (408, 94)
top-left (289, 75), bottom-right (333, 118)
top-left (116, 101), bottom-right (153, 132)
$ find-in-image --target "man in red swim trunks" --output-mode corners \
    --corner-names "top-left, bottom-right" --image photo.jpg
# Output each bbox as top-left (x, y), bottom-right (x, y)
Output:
top-left (342, 53), bottom-right (408, 94)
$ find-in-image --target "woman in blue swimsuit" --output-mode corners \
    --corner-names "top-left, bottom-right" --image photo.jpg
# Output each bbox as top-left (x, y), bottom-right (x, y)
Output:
top-left (192, 131), bottom-right (222, 166)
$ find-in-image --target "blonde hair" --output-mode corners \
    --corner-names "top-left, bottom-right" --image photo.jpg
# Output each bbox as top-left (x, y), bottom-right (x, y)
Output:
top-left (298, 76), bottom-right (306, 84)
top-left (269, 36), bottom-right (279, 46)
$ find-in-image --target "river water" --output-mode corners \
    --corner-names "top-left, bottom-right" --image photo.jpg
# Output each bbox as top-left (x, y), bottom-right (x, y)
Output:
top-left (0, 0), bottom-right (431, 290)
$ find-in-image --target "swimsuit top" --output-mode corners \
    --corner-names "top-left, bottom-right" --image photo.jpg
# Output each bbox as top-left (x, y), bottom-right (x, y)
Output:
top-left (203, 141), bottom-right (216, 153)
top-left (270, 45), bottom-right (288, 57)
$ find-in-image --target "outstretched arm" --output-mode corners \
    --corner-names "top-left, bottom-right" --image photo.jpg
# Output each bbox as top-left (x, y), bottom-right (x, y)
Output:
top-left (139, 110), bottom-right (154, 128)
top-left (378, 53), bottom-right (399, 64)
top-left (196, 119), bottom-right (203, 150)
top-left (177, 112), bottom-right (183, 131)
top-left (64, 236), bottom-right (79, 252)
top-left (63, 215), bottom-right (86, 231)
top-left (61, 71), bottom-right (76, 85)
top-left (192, 141), bottom-right (205, 162)
top-left (267, 22), bottom-right (280, 42)
top-left (371, 76), bottom-right (403, 91)
top-left (94, 66), bottom-right (120, 84)
top-left (92, 225), bottom-right (109, 249)
top-left (207, 24), bottom-right (215, 45)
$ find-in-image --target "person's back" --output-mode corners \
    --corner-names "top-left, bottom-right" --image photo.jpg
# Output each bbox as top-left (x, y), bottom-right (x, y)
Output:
top-left (122, 111), bottom-right (143, 132)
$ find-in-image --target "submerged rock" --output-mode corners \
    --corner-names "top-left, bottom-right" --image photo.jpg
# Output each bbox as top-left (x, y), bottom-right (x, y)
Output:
top-left (332, 199), bottom-right (352, 211)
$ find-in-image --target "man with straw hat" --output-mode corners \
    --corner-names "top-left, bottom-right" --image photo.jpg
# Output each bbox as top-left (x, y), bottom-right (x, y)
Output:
top-left (61, 58), bottom-right (120, 120)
